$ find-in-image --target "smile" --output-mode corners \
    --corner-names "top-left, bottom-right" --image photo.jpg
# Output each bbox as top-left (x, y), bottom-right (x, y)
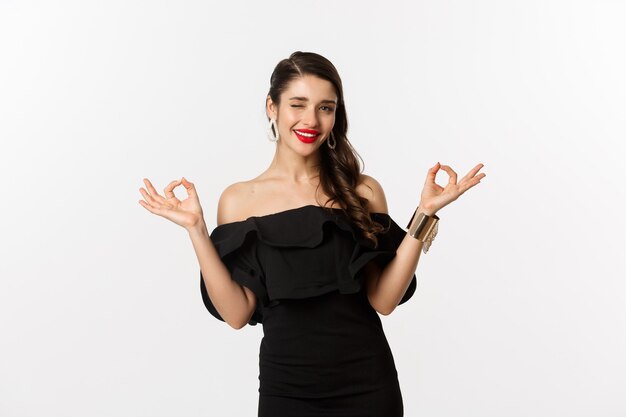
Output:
top-left (294, 129), bottom-right (320, 143)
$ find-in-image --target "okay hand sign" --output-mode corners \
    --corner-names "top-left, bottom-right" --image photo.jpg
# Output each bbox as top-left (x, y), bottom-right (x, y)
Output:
top-left (138, 177), bottom-right (204, 230)
top-left (419, 162), bottom-right (486, 215)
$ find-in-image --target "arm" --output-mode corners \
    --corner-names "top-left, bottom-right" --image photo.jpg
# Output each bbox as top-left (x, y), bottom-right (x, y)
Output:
top-left (362, 162), bottom-right (485, 315)
top-left (189, 184), bottom-right (257, 330)
top-left (363, 211), bottom-right (427, 315)
top-left (359, 175), bottom-right (426, 316)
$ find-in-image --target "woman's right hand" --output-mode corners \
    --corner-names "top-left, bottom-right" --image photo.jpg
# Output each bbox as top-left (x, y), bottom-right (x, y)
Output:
top-left (138, 177), bottom-right (204, 231)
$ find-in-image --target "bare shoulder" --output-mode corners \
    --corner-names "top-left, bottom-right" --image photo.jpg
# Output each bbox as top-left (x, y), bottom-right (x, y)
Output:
top-left (216, 180), bottom-right (257, 226)
top-left (357, 174), bottom-right (389, 214)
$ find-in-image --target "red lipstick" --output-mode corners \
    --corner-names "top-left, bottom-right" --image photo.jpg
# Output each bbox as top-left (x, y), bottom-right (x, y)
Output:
top-left (294, 129), bottom-right (320, 144)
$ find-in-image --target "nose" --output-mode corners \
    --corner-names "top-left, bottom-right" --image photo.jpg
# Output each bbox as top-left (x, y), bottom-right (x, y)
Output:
top-left (302, 106), bottom-right (319, 127)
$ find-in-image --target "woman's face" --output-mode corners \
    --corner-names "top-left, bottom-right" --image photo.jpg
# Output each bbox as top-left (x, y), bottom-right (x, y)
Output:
top-left (267, 74), bottom-right (337, 153)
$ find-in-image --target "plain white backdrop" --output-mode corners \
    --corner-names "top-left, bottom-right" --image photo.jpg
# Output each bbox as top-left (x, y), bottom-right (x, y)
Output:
top-left (1, 0), bottom-right (625, 416)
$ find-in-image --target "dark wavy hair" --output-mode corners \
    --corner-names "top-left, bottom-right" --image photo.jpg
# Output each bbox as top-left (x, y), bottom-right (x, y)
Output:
top-left (266, 51), bottom-right (388, 248)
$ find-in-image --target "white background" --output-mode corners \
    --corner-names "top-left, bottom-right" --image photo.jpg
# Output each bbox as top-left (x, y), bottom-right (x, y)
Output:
top-left (1, 0), bottom-right (625, 416)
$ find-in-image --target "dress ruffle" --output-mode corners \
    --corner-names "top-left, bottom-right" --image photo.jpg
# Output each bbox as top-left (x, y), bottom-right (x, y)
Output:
top-left (200, 205), bottom-right (416, 326)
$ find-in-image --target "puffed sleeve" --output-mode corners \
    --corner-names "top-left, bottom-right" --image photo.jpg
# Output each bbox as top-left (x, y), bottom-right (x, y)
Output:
top-left (348, 212), bottom-right (417, 305)
top-left (200, 223), bottom-right (268, 326)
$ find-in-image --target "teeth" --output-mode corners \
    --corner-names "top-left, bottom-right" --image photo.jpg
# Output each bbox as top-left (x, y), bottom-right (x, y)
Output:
top-left (295, 130), bottom-right (318, 138)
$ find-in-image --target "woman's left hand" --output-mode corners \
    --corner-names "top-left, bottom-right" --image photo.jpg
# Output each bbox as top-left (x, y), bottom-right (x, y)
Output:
top-left (418, 162), bottom-right (486, 215)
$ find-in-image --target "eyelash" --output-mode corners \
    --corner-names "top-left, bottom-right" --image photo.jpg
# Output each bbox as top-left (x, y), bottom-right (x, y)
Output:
top-left (291, 105), bottom-right (335, 112)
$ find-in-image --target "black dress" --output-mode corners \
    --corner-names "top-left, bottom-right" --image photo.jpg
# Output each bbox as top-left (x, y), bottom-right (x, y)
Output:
top-left (200, 205), bottom-right (416, 417)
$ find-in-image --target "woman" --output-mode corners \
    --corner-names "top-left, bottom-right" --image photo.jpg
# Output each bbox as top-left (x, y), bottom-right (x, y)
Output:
top-left (138, 51), bottom-right (485, 416)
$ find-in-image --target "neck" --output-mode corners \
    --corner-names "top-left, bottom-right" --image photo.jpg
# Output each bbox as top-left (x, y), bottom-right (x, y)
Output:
top-left (266, 143), bottom-right (322, 184)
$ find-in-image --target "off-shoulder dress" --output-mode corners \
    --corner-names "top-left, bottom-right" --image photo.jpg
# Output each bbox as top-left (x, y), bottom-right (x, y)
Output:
top-left (200, 204), bottom-right (416, 417)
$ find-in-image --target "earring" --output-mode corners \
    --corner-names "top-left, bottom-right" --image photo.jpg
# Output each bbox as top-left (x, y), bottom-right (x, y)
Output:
top-left (327, 131), bottom-right (336, 149)
top-left (267, 118), bottom-right (279, 142)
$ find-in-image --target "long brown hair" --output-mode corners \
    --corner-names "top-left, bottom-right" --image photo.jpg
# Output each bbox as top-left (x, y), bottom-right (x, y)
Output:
top-left (266, 51), bottom-right (388, 248)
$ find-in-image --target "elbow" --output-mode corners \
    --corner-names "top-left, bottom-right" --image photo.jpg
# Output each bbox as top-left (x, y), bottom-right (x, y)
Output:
top-left (227, 309), bottom-right (254, 330)
top-left (368, 292), bottom-right (394, 316)
top-left (379, 305), bottom-right (395, 316)
top-left (378, 299), bottom-right (400, 316)
top-left (373, 299), bottom-right (395, 316)
top-left (227, 319), bottom-right (247, 330)
top-left (226, 313), bottom-right (250, 330)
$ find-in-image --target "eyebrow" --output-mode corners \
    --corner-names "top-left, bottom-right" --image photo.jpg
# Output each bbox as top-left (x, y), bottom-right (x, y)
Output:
top-left (288, 96), bottom-right (337, 104)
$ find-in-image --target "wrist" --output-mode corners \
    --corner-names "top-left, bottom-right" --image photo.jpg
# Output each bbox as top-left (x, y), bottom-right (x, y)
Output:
top-left (406, 205), bottom-right (440, 254)
top-left (416, 203), bottom-right (436, 217)
top-left (187, 219), bottom-right (208, 237)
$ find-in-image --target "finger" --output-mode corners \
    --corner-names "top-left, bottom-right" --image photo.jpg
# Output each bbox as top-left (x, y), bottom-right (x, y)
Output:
top-left (143, 178), bottom-right (166, 203)
top-left (181, 177), bottom-right (197, 197)
top-left (439, 165), bottom-right (457, 185)
top-left (138, 199), bottom-right (161, 214)
top-left (139, 187), bottom-right (162, 207)
top-left (164, 179), bottom-right (182, 199)
top-left (138, 198), bottom-right (171, 218)
top-left (460, 163), bottom-right (485, 182)
top-left (425, 162), bottom-right (441, 184)
top-left (458, 174), bottom-right (486, 194)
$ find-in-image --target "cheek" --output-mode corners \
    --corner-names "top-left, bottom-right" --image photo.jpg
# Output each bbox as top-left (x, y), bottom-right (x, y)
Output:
top-left (279, 114), bottom-right (297, 130)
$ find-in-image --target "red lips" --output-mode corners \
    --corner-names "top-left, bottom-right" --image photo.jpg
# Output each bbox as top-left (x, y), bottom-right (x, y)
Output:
top-left (294, 129), bottom-right (320, 144)
top-left (295, 129), bottom-right (320, 134)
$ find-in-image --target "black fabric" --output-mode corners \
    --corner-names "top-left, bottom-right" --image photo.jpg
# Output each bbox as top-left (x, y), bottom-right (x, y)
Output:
top-left (258, 372), bottom-right (404, 417)
top-left (199, 205), bottom-right (416, 416)
top-left (200, 205), bottom-right (416, 326)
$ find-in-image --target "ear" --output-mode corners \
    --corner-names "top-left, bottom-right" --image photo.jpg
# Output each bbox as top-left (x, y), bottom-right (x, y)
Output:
top-left (266, 95), bottom-right (277, 119)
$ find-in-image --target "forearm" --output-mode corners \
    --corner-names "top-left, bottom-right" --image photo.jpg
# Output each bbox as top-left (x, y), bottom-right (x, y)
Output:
top-left (188, 221), bottom-right (252, 329)
top-left (372, 206), bottom-right (429, 315)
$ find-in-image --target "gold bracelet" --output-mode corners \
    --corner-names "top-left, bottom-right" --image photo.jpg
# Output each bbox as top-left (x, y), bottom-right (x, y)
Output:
top-left (406, 207), bottom-right (439, 254)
